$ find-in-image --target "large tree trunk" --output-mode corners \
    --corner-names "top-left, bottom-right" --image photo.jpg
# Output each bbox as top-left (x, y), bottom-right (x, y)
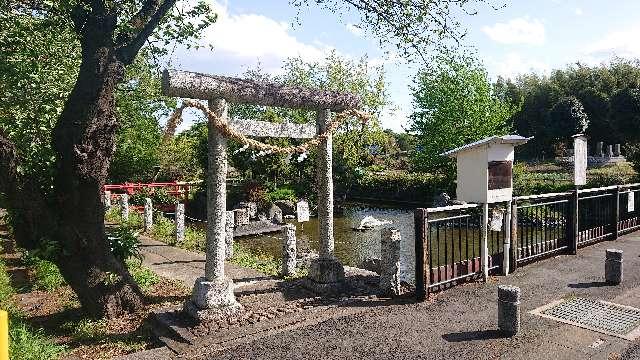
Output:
top-left (50, 36), bottom-right (144, 317)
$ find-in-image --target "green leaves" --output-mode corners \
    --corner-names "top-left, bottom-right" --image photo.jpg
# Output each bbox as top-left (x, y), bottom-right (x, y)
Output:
top-left (409, 54), bottom-right (518, 174)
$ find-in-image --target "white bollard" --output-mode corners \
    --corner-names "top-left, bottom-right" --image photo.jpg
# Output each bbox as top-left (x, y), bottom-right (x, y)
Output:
top-left (121, 194), bottom-right (129, 222)
top-left (144, 198), bottom-right (153, 231)
top-left (104, 191), bottom-right (112, 210)
top-left (176, 203), bottom-right (185, 243)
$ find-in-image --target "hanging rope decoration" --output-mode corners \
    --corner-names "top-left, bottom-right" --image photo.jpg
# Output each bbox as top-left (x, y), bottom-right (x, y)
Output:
top-left (165, 99), bottom-right (372, 155)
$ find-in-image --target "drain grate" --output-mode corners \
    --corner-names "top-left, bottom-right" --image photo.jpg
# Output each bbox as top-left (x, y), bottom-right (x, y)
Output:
top-left (531, 297), bottom-right (640, 340)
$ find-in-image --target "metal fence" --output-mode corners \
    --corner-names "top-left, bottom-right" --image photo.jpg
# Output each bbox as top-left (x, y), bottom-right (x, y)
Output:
top-left (514, 192), bottom-right (571, 265)
top-left (414, 204), bottom-right (505, 299)
top-left (415, 183), bottom-right (640, 301)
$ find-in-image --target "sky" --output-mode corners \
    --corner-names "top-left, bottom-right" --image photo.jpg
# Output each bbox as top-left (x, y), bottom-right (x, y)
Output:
top-left (170, 0), bottom-right (640, 133)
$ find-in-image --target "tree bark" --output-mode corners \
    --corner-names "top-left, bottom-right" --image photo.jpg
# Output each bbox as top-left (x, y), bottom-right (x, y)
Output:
top-left (48, 36), bottom-right (145, 316)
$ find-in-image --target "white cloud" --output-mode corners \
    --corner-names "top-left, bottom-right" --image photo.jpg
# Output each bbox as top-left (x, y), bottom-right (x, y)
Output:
top-left (575, 7), bottom-right (583, 16)
top-left (482, 17), bottom-right (545, 45)
top-left (195, 1), bottom-right (333, 68)
top-left (346, 23), bottom-right (364, 37)
top-left (488, 53), bottom-right (549, 79)
top-left (584, 25), bottom-right (640, 60)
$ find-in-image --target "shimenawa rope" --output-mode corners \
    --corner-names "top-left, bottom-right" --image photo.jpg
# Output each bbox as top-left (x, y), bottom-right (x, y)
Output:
top-left (164, 99), bottom-right (371, 154)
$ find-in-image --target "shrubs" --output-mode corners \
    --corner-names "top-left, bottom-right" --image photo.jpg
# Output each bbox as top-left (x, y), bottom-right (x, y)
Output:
top-left (107, 225), bottom-right (142, 262)
top-left (150, 213), bottom-right (176, 244)
top-left (350, 171), bottom-right (454, 204)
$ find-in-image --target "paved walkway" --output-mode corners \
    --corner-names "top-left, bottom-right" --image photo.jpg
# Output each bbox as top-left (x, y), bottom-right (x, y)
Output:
top-left (176, 232), bottom-right (640, 360)
top-left (138, 235), bottom-right (269, 289)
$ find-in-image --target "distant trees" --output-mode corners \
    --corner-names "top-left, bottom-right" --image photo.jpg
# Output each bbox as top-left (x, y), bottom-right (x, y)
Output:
top-left (409, 54), bottom-right (518, 174)
top-left (497, 58), bottom-right (640, 158)
top-left (548, 96), bottom-right (589, 139)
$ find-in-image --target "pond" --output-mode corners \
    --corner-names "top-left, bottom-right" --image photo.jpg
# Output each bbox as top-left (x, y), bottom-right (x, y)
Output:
top-left (235, 203), bottom-right (417, 284)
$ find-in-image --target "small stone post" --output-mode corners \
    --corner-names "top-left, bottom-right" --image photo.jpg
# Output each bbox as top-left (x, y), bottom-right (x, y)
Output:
top-left (176, 203), bottom-right (185, 244)
top-left (596, 142), bottom-right (604, 157)
top-left (380, 228), bottom-right (401, 295)
top-left (498, 285), bottom-right (521, 336)
top-left (104, 191), bottom-right (111, 210)
top-left (144, 198), bottom-right (153, 231)
top-left (607, 144), bottom-right (614, 157)
top-left (120, 194), bottom-right (129, 222)
top-left (308, 109), bottom-right (344, 289)
top-left (225, 211), bottom-right (234, 260)
top-left (614, 144), bottom-right (621, 157)
top-left (282, 224), bottom-right (297, 277)
top-left (186, 98), bottom-right (240, 319)
top-left (605, 249), bottom-right (623, 284)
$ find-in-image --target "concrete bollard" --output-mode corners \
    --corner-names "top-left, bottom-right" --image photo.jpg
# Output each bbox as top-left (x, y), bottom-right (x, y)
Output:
top-left (225, 211), bottom-right (235, 259)
top-left (120, 194), bottom-right (129, 221)
top-left (605, 249), bottom-right (623, 284)
top-left (498, 285), bottom-right (521, 337)
top-left (380, 228), bottom-right (402, 295)
top-left (144, 198), bottom-right (153, 231)
top-left (104, 191), bottom-right (112, 210)
top-left (607, 144), bottom-right (614, 158)
top-left (282, 224), bottom-right (297, 276)
top-left (614, 144), bottom-right (621, 157)
top-left (176, 203), bottom-right (185, 243)
top-left (234, 208), bottom-right (250, 226)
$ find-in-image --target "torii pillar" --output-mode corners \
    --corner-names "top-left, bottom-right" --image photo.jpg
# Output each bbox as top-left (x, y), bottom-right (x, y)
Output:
top-left (162, 70), bottom-right (360, 319)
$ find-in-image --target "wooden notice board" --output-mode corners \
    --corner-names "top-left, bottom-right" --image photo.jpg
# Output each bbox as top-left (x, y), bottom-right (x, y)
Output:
top-left (488, 160), bottom-right (513, 190)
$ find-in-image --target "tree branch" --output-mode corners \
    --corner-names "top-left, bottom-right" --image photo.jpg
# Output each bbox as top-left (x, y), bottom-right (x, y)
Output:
top-left (116, 0), bottom-right (177, 65)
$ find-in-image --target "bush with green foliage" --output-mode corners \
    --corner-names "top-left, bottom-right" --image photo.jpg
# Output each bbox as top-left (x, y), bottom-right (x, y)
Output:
top-left (107, 226), bottom-right (142, 262)
top-left (350, 171), bottom-right (454, 204)
top-left (22, 239), bottom-right (66, 291)
top-left (150, 213), bottom-right (176, 244)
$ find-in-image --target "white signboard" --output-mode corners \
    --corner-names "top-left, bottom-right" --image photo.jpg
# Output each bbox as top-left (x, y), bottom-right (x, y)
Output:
top-left (573, 135), bottom-right (587, 186)
top-left (296, 200), bottom-right (310, 222)
top-left (629, 192), bottom-right (635, 212)
top-left (489, 209), bottom-right (504, 232)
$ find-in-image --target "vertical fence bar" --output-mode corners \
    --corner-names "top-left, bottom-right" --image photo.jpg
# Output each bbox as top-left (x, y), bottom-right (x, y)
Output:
top-left (503, 201), bottom-right (512, 275)
top-left (414, 208), bottom-right (428, 301)
top-left (481, 203), bottom-right (489, 280)
top-left (511, 200), bottom-right (518, 272)
top-left (614, 186), bottom-right (620, 240)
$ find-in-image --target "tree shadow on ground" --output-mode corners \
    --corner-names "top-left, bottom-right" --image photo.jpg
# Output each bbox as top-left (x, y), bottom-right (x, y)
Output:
top-left (568, 281), bottom-right (612, 289)
top-left (442, 329), bottom-right (506, 342)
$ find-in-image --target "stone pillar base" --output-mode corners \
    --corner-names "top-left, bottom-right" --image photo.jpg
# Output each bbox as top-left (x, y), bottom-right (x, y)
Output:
top-left (184, 277), bottom-right (242, 322)
top-left (303, 257), bottom-right (345, 295)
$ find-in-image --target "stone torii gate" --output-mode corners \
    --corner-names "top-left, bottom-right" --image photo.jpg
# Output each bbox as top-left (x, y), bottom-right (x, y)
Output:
top-left (162, 69), bottom-right (361, 318)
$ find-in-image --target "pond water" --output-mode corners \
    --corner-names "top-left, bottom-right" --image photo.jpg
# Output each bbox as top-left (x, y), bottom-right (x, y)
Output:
top-left (236, 204), bottom-right (417, 284)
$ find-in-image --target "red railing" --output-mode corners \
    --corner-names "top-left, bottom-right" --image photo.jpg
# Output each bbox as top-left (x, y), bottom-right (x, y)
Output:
top-left (104, 181), bottom-right (202, 203)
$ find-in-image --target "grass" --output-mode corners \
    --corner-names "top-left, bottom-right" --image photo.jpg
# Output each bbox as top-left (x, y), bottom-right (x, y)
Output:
top-left (230, 242), bottom-right (281, 276)
top-left (23, 256), bottom-right (66, 292)
top-left (126, 258), bottom-right (159, 291)
top-left (0, 255), bottom-right (68, 359)
top-left (150, 212), bottom-right (175, 244)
